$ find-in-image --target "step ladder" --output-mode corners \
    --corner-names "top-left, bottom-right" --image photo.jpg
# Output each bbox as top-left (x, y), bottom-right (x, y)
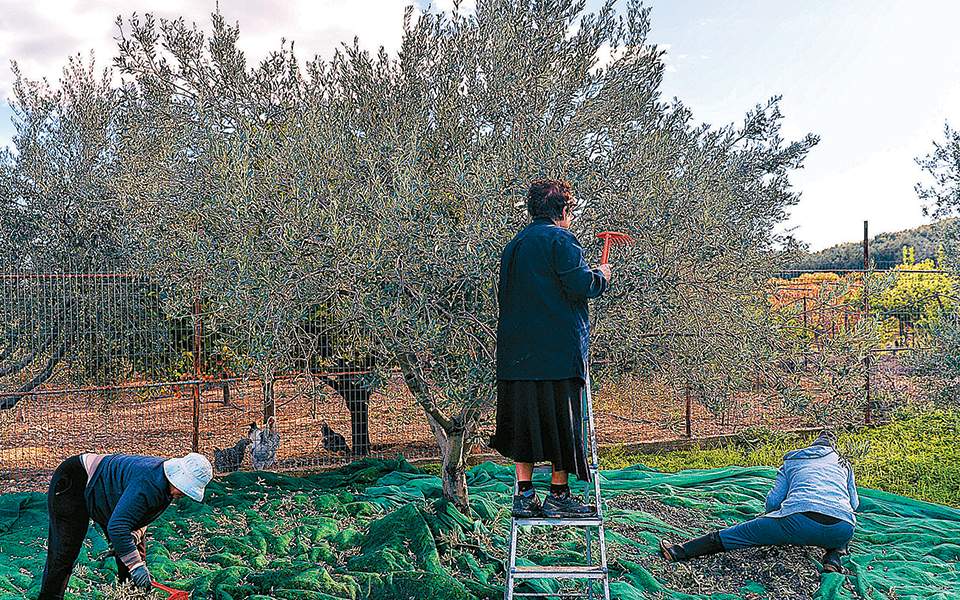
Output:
top-left (504, 373), bottom-right (611, 600)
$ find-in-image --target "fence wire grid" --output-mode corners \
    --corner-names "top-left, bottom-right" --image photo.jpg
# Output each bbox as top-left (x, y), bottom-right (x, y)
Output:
top-left (0, 266), bottom-right (941, 492)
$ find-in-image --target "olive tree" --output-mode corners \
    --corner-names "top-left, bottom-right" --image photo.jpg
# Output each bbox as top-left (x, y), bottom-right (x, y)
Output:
top-left (301, 1), bottom-right (817, 508)
top-left (0, 53), bottom-right (245, 407)
top-left (17, 2), bottom-right (819, 509)
top-left (916, 123), bottom-right (960, 274)
top-left (0, 57), bottom-right (124, 270)
top-left (912, 122), bottom-right (960, 402)
top-left (107, 13), bottom-right (379, 446)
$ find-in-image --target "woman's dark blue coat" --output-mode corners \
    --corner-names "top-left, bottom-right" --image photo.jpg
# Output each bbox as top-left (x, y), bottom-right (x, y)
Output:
top-left (496, 218), bottom-right (608, 382)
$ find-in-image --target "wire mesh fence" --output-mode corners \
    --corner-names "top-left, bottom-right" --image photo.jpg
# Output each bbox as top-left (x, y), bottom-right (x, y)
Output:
top-left (0, 264), bottom-right (948, 492)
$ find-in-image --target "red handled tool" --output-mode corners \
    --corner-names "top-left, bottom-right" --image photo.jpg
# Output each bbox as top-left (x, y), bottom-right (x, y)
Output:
top-left (153, 582), bottom-right (190, 600)
top-left (597, 231), bottom-right (634, 264)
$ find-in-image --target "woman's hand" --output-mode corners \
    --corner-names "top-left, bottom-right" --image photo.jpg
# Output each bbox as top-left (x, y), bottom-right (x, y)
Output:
top-left (598, 264), bottom-right (612, 282)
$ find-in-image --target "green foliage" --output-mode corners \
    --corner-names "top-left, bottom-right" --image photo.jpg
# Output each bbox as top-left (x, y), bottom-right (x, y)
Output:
top-left (906, 315), bottom-right (960, 406)
top-left (0, 57), bottom-right (124, 270)
top-left (601, 410), bottom-right (960, 507)
top-left (872, 250), bottom-right (958, 334)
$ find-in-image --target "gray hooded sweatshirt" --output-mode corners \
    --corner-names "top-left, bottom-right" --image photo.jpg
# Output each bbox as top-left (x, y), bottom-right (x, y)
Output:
top-left (764, 444), bottom-right (859, 525)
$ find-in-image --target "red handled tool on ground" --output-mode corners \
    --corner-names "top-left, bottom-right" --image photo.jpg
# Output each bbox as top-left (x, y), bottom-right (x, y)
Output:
top-left (597, 231), bottom-right (634, 264)
top-left (153, 582), bottom-right (190, 600)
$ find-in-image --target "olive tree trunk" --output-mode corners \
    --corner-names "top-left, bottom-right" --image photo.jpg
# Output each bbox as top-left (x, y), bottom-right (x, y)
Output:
top-left (327, 376), bottom-right (371, 456)
top-left (399, 353), bottom-right (473, 512)
top-left (426, 413), bottom-right (470, 510)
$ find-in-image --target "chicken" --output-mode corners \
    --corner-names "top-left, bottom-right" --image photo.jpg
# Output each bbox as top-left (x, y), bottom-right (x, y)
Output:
top-left (321, 422), bottom-right (350, 454)
top-left (248, 417), bottom-right (280, 470)
top-left (213, 437), bottom-right (251, 472)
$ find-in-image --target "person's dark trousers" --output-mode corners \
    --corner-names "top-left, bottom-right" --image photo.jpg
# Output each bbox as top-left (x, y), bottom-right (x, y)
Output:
top-left (719, 512), bottom-right (854, 551)
top-left (116, 537), bottom-right (146, 583)
top-left (38, 456), bottom-right (90, 600)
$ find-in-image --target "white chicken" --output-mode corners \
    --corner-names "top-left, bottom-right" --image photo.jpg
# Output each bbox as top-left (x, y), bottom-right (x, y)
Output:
top-left (248, 417), bottom-right (280, 470)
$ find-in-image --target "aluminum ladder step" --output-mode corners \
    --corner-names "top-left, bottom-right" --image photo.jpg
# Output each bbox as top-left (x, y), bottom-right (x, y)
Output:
top-left (513, 517), bottom-right (602, 527)
top-left (511, 593), bottom-right (593, 599)
top-left (511, 566), bottom-right (608, 580)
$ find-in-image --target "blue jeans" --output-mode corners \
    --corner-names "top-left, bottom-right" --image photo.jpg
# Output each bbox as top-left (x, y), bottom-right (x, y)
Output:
top-left (719, 512), bottom-right (854, 552)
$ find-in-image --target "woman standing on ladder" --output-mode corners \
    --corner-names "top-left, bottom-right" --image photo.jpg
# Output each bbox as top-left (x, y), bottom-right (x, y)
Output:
top-left (490, 178), bottom-right (612, 518)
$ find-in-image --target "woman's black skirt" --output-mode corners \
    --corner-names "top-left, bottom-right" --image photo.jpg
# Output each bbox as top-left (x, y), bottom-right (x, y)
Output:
top-left (489, 378), bottom-right (591, 482)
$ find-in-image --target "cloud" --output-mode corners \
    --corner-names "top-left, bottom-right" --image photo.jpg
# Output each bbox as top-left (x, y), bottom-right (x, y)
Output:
top-left (592, 41), bottom-right (673, 74)
top-left (427, 0), bottom-right (477, 14)
top-left (0, 0), bottom-right (418, 103)
top-left (786, 149), bottom-right (928, 251)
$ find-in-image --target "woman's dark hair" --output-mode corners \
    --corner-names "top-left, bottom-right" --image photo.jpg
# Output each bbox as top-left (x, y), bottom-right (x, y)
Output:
top-left (812, 430), bottom-right (837, 448)
top-left (527, 178), bottom-right (574, 221)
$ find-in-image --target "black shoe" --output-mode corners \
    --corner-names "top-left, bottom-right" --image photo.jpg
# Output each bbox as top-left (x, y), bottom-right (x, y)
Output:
top-left (540, 492), bottom-right (596, 518)
top-left (660, 532), bottom-right (724, 561)
top-left (660, 539), bottom-right (682, 562)
top-left (512, 491), bottom-right (542, 518)
top-left (823, 549), bottom-right (844, 574)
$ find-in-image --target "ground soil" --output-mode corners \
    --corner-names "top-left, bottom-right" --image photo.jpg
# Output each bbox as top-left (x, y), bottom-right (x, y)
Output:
top-left (608, 493), bottom-right (822, 600)
top-left (0, 372), bottom-right (812, 493)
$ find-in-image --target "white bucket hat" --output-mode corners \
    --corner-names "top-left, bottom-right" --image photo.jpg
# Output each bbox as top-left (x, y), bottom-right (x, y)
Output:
top-left (163, 453), bottom-right (213, 502)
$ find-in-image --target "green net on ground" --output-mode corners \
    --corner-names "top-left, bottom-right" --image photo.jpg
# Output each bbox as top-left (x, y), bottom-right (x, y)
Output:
top-left (0, 458), bottom-right (957, 599)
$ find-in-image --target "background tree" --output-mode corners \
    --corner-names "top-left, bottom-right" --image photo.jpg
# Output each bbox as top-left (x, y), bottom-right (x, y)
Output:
top-left (791, 221), bottom-right (951, 271)
top-left (0, 53), bottom-right (243, 408)
top-left (0, 55), bottom-right (147, 407)
top-left (917, 123), bottom-right (960, 220)
top-left (0, 56), bottom-right (123, 270)
top-left (871, 247), bottom-right (958, 345)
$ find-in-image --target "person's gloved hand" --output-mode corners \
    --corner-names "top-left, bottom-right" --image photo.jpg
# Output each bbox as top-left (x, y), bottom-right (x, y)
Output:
top-left (130, 565), bottom-right (152, 590)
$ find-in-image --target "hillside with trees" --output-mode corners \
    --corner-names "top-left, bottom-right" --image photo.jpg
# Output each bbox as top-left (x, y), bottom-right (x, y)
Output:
top-left (792, 220), bottom-right (952, 271)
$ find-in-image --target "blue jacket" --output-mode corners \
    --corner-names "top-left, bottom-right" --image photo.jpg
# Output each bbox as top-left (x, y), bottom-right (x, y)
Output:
top-left (765, 445), bottom-right (860, 525)
top-left (84, 455), bottom-right (173, 569)
top-left (496, 219), bottom-right (608, 381)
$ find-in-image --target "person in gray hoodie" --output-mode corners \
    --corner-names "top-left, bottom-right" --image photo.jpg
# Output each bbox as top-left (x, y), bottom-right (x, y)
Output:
top-left (659, 431), bottom-right (858, 573)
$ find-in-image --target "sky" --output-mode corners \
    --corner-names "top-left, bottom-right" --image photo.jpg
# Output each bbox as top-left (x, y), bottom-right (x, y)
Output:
top-left (1, 0), bottom-right (958, 251)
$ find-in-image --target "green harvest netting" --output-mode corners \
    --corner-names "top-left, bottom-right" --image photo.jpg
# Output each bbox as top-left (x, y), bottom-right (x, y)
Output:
top-left (0, 458), bottom-right (958, 599)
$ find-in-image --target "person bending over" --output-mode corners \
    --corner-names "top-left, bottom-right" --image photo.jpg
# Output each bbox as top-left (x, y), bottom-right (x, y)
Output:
top-left (490, 178), bottom-right (612, 518)
top-left (38, 452), bottom-right (213, 599)
top-left (659, 431), bottom-right (858, 573)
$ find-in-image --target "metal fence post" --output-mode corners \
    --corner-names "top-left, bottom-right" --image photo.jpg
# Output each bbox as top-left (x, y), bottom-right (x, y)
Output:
top-left (802, 296), bottom-right (809, 369)
top-left (863, 220), bottom-right (872, 425)
top-left (263, 370), bottom-right (276, 422)
top-left (684, 384), bottom-right (692, 438)
top-left (192, 297), bottom-right (202, 453)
